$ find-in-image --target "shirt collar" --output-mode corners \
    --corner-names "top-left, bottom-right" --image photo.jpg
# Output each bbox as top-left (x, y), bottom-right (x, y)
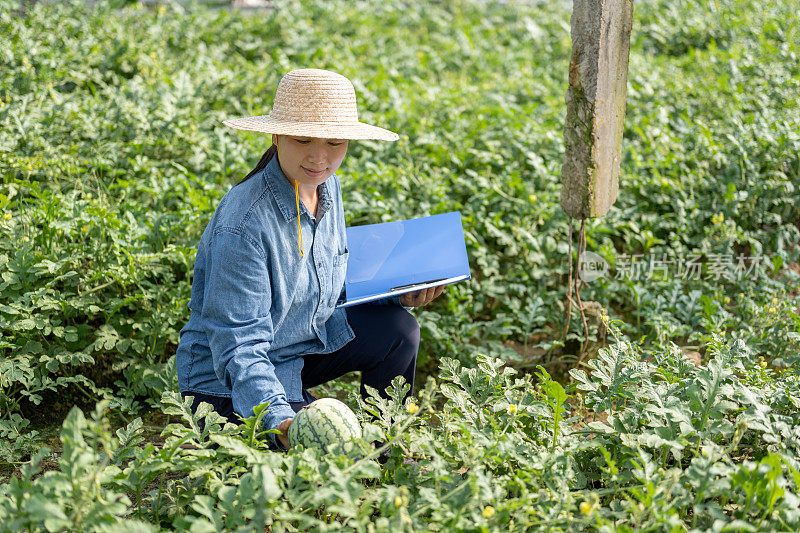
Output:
top-left (263, 156), bottom-right (333, 222)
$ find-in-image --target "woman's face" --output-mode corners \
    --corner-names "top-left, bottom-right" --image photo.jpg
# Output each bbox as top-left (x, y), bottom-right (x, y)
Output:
top-left (273, 134), bottom-right (349, 189)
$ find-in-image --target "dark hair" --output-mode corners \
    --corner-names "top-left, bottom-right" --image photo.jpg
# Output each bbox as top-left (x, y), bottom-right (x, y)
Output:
top-left (237, 144), bottom-right (277, 185)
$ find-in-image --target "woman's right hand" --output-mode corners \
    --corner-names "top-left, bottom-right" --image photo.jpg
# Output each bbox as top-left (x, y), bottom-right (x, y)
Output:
top-left (276, 418), bottom-right (293, 450)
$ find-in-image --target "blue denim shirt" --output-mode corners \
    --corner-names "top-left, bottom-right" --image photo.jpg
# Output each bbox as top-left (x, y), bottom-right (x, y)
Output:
top-left (176, 155), bottom-right (400, 434)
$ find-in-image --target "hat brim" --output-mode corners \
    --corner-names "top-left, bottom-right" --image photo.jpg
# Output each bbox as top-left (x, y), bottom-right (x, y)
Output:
top-left (222, 115), bottom-right (399, 141)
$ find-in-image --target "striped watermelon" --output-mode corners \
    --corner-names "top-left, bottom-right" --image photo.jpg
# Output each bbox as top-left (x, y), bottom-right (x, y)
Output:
top-left (288, 398), bottom-right (363, 453)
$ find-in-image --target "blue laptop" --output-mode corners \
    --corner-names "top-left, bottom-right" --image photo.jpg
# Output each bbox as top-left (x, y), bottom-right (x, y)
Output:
top-left (336, 211), bottom-right (471, 308)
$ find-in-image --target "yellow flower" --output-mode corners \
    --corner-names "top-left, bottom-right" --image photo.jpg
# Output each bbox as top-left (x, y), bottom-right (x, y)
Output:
top-left (156, 5), bottom-right (166, 15)
top-left (760, 360), bottom-right (768, 368)
top-left (507, 403), bottom-right (518, 415)
top-left (769, 307), bottom-right (777, 314)
top-left (579, 502), bottom-right (593, 515)
top-left (528, 194), bottom-right (538, 203)
top-left (482, 506), bottom-right (496, 519)
top-left (711, 212), bottom-right (724, 225)
top-left (394, 495), bottom-right (403, 508)
top-left (723, 296), bottom-right (730, 304)
top-left (2, 213), bottom-right (11, 221)
top-left (406, 402), bottom-right (419, 414)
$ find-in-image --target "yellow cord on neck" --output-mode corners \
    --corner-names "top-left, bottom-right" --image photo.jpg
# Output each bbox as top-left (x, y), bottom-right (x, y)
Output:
top-left (294, 180), bottom-right (304, 257)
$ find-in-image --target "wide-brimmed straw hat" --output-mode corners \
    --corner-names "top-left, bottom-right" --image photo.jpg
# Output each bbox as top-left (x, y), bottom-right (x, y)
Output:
top-left (223, 68), bottom-right (399, 142)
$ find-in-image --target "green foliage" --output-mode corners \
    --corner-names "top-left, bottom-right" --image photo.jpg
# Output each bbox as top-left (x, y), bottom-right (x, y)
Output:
top-left (536, 366), bottom-right (568, 447)
top-left (0, 401), bottom-right (157, 532)
top-left (0, 0), bottom-right (799, 529)
top-left (2, 333), bottom-right (799, 530)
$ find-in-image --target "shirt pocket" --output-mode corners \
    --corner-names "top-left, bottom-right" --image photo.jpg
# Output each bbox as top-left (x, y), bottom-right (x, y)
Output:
top-left (330, 249), bottom-right (349, 306)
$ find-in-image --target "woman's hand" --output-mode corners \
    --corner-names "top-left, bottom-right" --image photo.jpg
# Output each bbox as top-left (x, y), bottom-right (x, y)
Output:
top-left (399, 285), bottom-right (445, 307)
top-left (276, 417), bottom-right (292, 450)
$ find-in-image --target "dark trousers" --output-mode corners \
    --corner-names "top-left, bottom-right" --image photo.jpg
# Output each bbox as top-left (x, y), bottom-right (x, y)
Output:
top-left (180, 303), bottom-right (420, 432)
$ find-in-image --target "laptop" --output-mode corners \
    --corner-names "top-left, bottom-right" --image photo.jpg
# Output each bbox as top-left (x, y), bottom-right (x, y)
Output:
top-left (336, 211), bottom-right (471, 308)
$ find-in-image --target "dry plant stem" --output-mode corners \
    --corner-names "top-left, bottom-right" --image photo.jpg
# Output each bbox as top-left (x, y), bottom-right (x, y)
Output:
top-left (562, 217), bottom-right (575, 342)
top-left (562, 217), bottom-right (591, 359)
top-left (575, 219), bottom-right (590, 359)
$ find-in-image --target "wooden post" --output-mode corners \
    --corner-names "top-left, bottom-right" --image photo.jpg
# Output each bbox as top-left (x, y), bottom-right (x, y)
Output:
top-left (560, 0), bottom-right (634, 219)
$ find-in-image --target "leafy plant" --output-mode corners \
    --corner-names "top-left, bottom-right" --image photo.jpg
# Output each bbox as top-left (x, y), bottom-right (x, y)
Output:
top-left (1, 0), bottom-right (799, 529)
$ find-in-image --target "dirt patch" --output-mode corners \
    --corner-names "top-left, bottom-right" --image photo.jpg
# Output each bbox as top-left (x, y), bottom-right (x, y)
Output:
top-left (568, 397), bottom-right (610, 433)
top-left (503, 338), bottom-right (548, 364)
top-left (681, 347), bottom-right (702, 367)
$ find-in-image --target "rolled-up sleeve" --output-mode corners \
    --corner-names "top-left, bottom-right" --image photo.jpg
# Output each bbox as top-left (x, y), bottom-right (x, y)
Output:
top-left (201, 228), bottom-right (296, 433)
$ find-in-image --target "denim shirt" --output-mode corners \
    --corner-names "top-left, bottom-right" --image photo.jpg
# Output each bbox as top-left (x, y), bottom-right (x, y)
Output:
top-left (176, 156), bottom-right (400, 434)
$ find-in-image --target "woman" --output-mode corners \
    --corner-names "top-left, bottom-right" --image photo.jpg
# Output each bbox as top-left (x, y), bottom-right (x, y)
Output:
top-left (176, 69), bottom-right (443, 450)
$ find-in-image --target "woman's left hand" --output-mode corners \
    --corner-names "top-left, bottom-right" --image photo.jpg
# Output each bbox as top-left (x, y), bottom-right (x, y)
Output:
top-left (399, 285), bottom-right (445, 307)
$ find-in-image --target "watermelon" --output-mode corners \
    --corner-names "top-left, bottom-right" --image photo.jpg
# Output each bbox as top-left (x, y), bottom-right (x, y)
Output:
top-left (288, 398), bottom-right (363, 453)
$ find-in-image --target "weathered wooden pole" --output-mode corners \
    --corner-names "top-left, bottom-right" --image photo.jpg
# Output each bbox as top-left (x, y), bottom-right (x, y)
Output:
top-left (561, 0), bottom-right (634, 219)
top-left (559, 0), bottom-right (634, 358)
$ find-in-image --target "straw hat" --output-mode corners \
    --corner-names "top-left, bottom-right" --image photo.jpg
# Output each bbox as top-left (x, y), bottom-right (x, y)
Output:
top-left (223, 69), bottom-right (399, 141)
